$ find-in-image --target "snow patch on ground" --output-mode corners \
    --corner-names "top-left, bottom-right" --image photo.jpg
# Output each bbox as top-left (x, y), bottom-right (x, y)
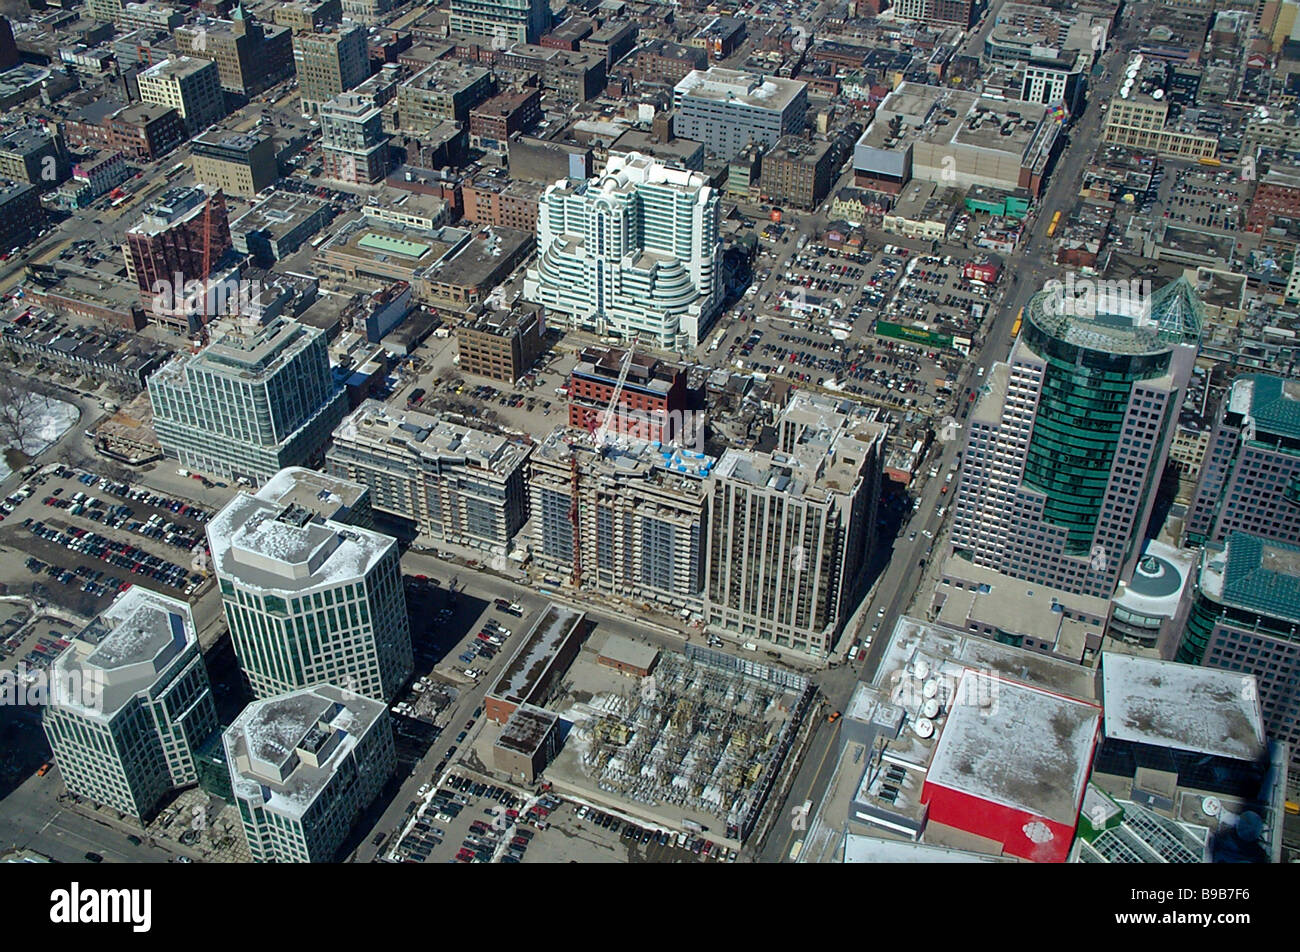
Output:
top-left (0, 395), bottom-right (79, 480)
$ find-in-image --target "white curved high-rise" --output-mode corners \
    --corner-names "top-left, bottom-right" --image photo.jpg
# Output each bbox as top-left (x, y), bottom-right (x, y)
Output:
top-left (524, 152), bottom-right (722, 350)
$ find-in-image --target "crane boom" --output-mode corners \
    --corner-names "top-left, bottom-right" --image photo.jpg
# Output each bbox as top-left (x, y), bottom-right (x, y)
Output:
top-left (593, 344), bottom-right (636, 448)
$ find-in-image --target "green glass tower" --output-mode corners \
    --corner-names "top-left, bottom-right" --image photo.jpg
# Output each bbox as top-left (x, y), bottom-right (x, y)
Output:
top-left (951, 276), bottom-right (1203, 598)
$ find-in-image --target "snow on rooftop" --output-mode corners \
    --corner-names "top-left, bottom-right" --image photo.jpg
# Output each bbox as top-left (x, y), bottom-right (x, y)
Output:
top-left (1100, 653), bottom-right (1266, 762)
top-left (925, 669), bottom-right (1100, 826)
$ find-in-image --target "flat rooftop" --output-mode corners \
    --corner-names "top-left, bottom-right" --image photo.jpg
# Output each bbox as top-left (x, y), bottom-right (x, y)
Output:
top-left (1100, 653), bottom-right (1267, 762)
top-left (333, 399), bottom-right (532, 476)
top-left (596, 633), bottom-right (659, 671)
top-left (926, 668), bottom-right (1100, 826)
top-left (488, 605), bottom-right (585, 706)
top-left (225, 684), bottom-right (386, 819)
top-left (495, 704), bottom-right (559, 756)
top-left (674, 68), bottom-right (806, 113)
top-left (207, 491), bottom-right (393, 595)
top-left (256, 466), bottom-right (368, 520)
top-left (51, 588), bottom-right (196, 717)
top-left (712, 391), bottom-right (887, 499)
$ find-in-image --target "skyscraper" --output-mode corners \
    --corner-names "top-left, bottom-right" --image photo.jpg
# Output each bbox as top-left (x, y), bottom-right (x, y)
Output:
top-left (148, 315), bottom-right (348, 484)
top-left (705, 392), bottom-right (888, 657)
top-left (1184, 373), bottom-right (1300, 548)
top-left (447, 0), bottom-right (550, 45)
top-left (207, 469), bottom-right (413, 703)
top-left (1178, 532), bottom-right (1300, 786)
top-left (224, 683), bottom-right (396, 862)
top-left (950, 276), bottom-right (1203, 598)
top-left (42, 589), bottom-right (219, 819)
top-left (524, 152), bottom-right (723, 349)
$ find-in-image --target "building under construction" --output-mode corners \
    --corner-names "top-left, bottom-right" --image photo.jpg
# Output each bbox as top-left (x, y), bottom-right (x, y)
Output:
top-left (123, 184), bottom-right (233, 334)
top-left (528, 425), bottom-right (714, 613)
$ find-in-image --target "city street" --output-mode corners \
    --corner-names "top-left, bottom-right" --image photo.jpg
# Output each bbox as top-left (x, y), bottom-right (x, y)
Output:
top-left (757, 14), bottom-right (1138, 861)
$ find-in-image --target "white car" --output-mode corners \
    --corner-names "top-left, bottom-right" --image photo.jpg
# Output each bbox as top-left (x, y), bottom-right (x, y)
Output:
top-left (922, 530), bottom-right (934, 539)
top-left (877, 607), bottom-right (886, 618)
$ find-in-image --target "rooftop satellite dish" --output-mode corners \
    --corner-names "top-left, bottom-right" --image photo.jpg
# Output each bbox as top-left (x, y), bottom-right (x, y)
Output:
top-left (914, 717), bottom-right (935, 739)
top-left (921, 698), bottom-right (941, 719)
top-left (1201, 796), bottom-right (1222, 817)
top-left (923, 679), bottom-right (939, 699)
top-left (913, 659), bottom-right (931, 681)
top-left (1153, 89), bottom-right (1164, 100)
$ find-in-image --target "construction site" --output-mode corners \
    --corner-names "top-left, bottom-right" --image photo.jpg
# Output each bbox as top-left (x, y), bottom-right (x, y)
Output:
top-left (546, 636), bottom-right (816, 845)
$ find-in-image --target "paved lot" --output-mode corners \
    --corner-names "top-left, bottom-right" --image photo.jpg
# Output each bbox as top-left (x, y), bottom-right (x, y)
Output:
top-left (0, 466), bottom-right (214, 619)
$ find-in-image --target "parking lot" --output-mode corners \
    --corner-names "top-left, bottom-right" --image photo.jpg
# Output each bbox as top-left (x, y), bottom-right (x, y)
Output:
top-left (707, 238), bottom-right (991, 424)
top-left (0, 465), bottom-right (213, 616)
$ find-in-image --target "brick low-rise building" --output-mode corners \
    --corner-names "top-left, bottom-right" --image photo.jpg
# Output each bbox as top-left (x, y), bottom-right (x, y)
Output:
top-left (456, 305), bottom-right (545, 383)
top-left (468, 88), bottom-right (542, 154)
top-left (460, 176), bottom-right (542, 231)
top-left (567, 345), bottom-right (689, 444)
top-left (64, 100), bottom-right (187, 162)
top-left (760, 136), bottom-right (838, 210)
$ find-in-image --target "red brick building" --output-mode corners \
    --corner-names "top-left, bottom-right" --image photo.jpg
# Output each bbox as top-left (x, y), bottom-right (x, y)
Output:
top-left (634, 39), bottom-right (706, 85)
top-left (567, 346), bottom-right (689, 444)
top-left (460, 177), bottom-right (542, 231)
top-left (124, 186), bottom-right (232, 328)
top-left (1245, 169), bottom-right (1300, 234)
top-left (468, 88), bottom-right (542, 153)
top-left (64, 101), bottom-right (187, 163)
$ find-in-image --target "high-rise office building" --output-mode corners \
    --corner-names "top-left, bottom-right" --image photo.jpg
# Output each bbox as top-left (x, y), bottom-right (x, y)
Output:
top-left (448, 0), bottom-right (550, 45)
top-left (673, 68), bottom-right (808, 158)
top-left (207, 469), bottom-right (413, 702)
top-left (42, 589), bottom-right (219, 819)
top-left (148, 315), bottom-right (348, 484)
top-left (705, 392), bottom-right (888, 657)
top-left (224, 683), bottom-right (396, 862)
top-left (137, 56), bottom-right (228, 136)
top-left (1184, 373), bottom-right (1300, 547)
top-left (528, 427), bottom-right (713, 610)
top-left (292, 22), bottom-right (370, 116)
top-left (950, 275), bottom-right (1203, 599)
top-left (326, 400), bottom-right (532, 554)
top-left (524, 152), bottom-right (723, 350)
top-left (1178, 531), bottom-right (1300, 786)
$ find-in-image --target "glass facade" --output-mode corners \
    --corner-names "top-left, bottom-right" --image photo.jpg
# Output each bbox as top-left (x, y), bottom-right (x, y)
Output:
top-left (1021, 317), bottom-right (1170, 555)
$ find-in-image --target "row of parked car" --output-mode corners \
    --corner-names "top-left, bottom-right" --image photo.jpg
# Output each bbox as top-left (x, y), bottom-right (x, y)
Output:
top-left (42, 494), bottom-right (202, 551)
top-left (24, 520), bottom-right (203, 595)
top-left (577, 804), bottom-right (738, 861)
